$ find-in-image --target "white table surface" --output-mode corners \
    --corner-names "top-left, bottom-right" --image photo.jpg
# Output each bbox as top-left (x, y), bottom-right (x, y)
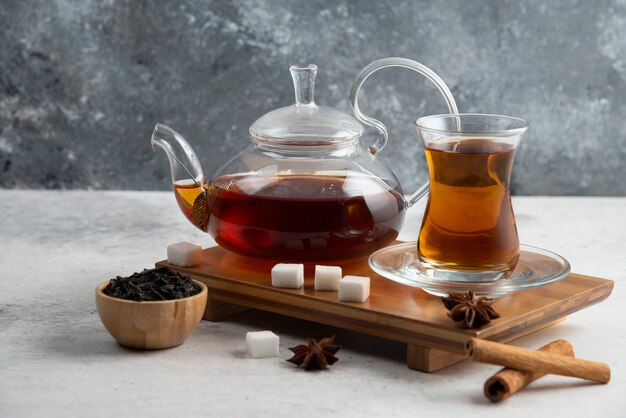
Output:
top-left (1, 191), bottom-right (624, 417)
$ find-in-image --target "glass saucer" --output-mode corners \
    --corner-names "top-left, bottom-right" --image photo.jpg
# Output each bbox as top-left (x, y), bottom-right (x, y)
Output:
top-left (369, 242), bottom-right (571, 298)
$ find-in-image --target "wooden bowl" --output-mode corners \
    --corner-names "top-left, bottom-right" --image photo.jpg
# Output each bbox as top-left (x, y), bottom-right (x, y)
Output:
top-left (95, 280), bottom-right (207, 350)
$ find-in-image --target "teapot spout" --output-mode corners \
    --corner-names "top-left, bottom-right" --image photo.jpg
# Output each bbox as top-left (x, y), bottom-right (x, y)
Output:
top-left (150, 123), bottom-right (205, 187)
top-left (150, 123), bottom-right (209, 230)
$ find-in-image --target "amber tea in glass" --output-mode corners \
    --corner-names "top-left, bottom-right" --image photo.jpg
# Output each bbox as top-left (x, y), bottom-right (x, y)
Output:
top-left (415, 114), bottom-right (528, 280)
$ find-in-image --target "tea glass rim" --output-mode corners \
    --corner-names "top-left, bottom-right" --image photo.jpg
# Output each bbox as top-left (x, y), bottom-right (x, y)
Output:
top-left (415, 113), bottom-right (529, 136)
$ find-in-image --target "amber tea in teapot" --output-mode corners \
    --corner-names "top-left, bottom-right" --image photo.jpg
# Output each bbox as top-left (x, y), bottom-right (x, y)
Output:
top-left (174, 173), bottom-right (405, 260)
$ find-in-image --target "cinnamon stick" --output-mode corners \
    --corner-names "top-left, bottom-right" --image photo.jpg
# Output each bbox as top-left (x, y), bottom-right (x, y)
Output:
top-left (467, 338), bottom-right (610, 384)
top-left (483, 339), bottom-right (575, 402)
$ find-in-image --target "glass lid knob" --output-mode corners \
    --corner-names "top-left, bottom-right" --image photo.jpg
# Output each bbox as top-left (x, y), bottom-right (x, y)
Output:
top-left (248, 64), bottom-right (363, 146)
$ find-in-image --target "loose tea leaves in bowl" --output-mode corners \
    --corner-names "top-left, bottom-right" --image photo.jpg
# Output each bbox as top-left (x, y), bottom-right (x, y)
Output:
top-left (103, 267), bottom-right (201, 301)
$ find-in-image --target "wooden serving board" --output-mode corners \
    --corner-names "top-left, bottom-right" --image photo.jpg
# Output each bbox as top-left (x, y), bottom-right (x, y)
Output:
top-left (156, 246), bottom-right (613, 372)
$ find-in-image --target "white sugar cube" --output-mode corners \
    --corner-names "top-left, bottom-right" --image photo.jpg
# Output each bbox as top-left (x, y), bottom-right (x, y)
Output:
top-left (314, 265), bottom-right (342, 291)
top-left (271, 263), bottom-right (304, 288)
top-left (246, 331), bottom-right (279, 358)
top-left (167, 242), bottom-right (202, 267)
top-left (339, 275), bottom-right (370, 302)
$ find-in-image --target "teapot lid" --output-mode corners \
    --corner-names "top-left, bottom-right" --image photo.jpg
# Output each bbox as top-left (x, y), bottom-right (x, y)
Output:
top-left (249, 64), bottom-right (364, 145)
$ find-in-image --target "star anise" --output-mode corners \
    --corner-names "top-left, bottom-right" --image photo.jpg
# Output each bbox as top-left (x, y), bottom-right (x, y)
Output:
top-left (441, 291), bottom-right (500, 329)
top-left (287, 336), bottom-right (342, 370)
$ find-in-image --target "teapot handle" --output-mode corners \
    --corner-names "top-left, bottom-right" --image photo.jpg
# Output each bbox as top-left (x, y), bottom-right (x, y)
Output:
top-left (349, 57), bottom-right (459, 207)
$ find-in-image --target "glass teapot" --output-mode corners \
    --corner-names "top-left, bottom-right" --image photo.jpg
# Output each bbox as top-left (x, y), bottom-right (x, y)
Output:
top-left (150, 59), bottom-right (458, 260)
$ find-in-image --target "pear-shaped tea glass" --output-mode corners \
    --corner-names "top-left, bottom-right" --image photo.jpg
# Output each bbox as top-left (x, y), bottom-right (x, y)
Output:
top-left (414, 114), bottom-right (528, 281)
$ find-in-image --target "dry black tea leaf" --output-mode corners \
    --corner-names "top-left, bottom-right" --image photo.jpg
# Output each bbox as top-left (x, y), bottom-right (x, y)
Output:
top-left (103, 267), bottom-right (201, 301)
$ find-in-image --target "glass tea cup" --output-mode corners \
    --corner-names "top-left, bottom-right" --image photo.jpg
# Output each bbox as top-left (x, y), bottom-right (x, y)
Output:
top-left (414, 114), bottom-right (528, 281)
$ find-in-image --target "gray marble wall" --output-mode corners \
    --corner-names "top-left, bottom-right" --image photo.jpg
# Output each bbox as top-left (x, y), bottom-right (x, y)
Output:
top-left (1, 0), bottom-right (625, 195)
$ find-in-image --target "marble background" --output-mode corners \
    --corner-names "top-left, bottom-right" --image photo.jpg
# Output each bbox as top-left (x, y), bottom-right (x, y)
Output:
top-left (1, 0), bottom-right (625, 195)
